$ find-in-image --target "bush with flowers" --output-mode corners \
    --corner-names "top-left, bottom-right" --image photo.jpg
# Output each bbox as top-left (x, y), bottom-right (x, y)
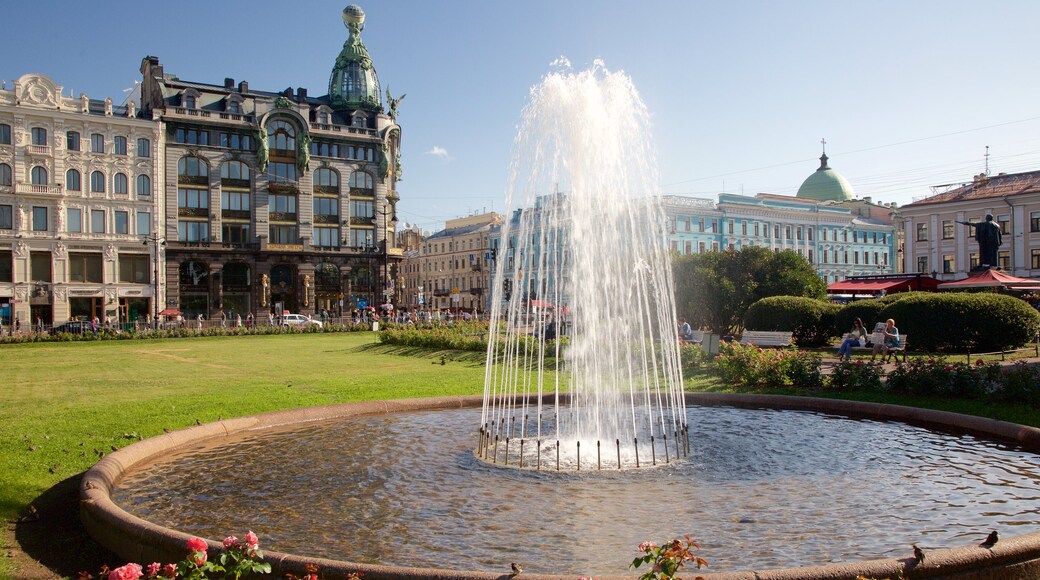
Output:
top-left (712, 342), bottom-right (822, 391)
top-left (826, 359), bottom-right (886, 393)
top-left (77, 531), bottom-right (271, 580)
top-left (886, 357), bottom-right (1001, 399)
top-left (630, 535), bottom-right (708, 580)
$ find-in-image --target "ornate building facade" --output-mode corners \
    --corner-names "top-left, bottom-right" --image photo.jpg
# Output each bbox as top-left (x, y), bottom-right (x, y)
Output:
top-left (0, 73), bottom-right (162, 327)
top-left (138, 4), bottom-right (403, 320)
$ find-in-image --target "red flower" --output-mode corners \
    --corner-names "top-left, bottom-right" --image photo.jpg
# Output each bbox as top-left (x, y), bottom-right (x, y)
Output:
top-left (186, 537), bottom-right (207, 553)
top-left (107, 563), bottom-right (143, 580)
top-left (976, 359), bottom-right (986, 366)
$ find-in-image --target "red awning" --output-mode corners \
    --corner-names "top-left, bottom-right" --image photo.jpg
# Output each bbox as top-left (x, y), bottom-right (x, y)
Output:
top-left (827, 277), bottom-right (939, 294)
top-left (937, 269), bottom-right (1040, 289)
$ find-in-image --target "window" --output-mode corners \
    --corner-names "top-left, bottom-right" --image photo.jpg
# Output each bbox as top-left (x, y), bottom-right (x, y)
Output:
top-left (0, 205), bottom-right (11, 229)
top-left (114, 136), bottom-right (127, 155)
top-left (174, 128), bottom-right (208, 146)
top-left (221, 191), bottom-right (250, 211)
top-left (66, 169), bottom-right (81, 191)
top-left (227, 100), bottom-right (241, 114)
top-left (943, 254), bottom-right (955, 274)
top-left (698, 241), bottom-right (705, 253)
top-left (351, 199), bottom-right (374, 218)
top-left (942, 220), bottom-right (954, 239)
top-left (999, 251), bottom-right (1010, 270)
top-left (184, 95), bottom-right (196, 109)
top-left (268, 162), bottom-right (296, 183)
top-left (118, 254), bottom-right (149, 284)
top-left (807, 227), bottom-right (814, 242)
top-left (916, 222), bottom-right (928, 241)
top-left (1031, 212), bottom-right (1040, 233)
top-left (31, 166), bottom-right (48, 185)
top-left (137, 212), bottom-right (151, 236)
top-left (349, 171), bottom-right (373, 190)
top-left (115, 211), bottom-right (128, 234)
top-left (854, 251), bottom-right (860, 265)
top-left (267, 120), bottom-right (296, 153)
top-left (310, 141), bottom-right (340, 158)
top-left (177, 188), bottom-right (209, 209)
top-left (314, 197), bottom-right (338, 216)
top-left (33, 207), bottom-right (48, 231)
top-left (91, 133), bottom-right (105, 153)
top-left (1032, 249), bottom-right (1040, 270)
top-left (314, 226), bottom-right (340, 248)
top-left (136, 174), bottom-right (151, 197)
top-left (0, 124), bottom-right (10, 144)
top-left (350, 229), bottom-right (373, 248)
top-left (177, 221), bottom-right (209, 242)
top-left (269, 225), bottom-right (298, 244)
top-left (31, 251), bottom-right (52, 281)
top-left (178, 156), bottom-right (209, 178)
top-left (0, 163), bottom-right (12, 186)
top-left (67, 208), bottom-right (82, 233)
top-left (91, 209), bottom-right (106, 233)
top-left (998, 215), bottom-right (1010, 235)
top-left (137, 138), bottom-right (151, 157)
top-left (31, 127), bottom-right (47, 146)
top-left (269, 194), bottom-right (297, 214)
top-left (917, 256), bottom-right (928, 273)
top-left (842, 230), bottom-right (849, 242)
top-left (69, 253), bottom-right (103, 283)
top-left (0, 251), bottom-right (10, 283)
top-left (318, 112), bottom-right (329, 124)
top-left (222, 223), bottom-right (250, 244)
top-left (218, 133), bottom-right (252, 150)
top-left (314, 168), bottom-right (339, 188)
top-left (113, 173), bottom-right (128, 195)
top-left (727, 221), bottom-right (734, 235)
top-left (785, 226), bottom-right (792, 240)
top-left (808, 249), bottom-right (814, 263)
top-left (773, 225), bottom-right (779, 239)
top-left (970, 253), bottom-right (979, 270)
top-left (741, 222), bottom-right (747, 236)
top-left (67, 131), bottom-right (80, 151)
top-left (90, 171), bottom-right (105, 192)
top-left (220, 160), bottom-right (250, 182)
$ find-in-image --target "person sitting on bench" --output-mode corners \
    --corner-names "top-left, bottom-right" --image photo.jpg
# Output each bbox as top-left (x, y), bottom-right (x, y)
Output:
top-left (871, 318), bottom-right (900, 362)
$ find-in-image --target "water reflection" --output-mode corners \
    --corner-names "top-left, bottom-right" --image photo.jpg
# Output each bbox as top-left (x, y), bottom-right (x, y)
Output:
top-left (114, 406), bottom-right (1040, 574)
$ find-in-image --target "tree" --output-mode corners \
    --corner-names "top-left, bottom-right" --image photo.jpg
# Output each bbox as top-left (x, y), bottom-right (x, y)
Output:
top-left (672, 247), bottom-right (826, 335)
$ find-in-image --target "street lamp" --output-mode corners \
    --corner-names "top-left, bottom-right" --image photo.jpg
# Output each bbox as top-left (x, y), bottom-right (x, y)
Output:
top-left (375, 201), bottom-right (395, 310)
top-left (143, 233), bottom-right (165, 325)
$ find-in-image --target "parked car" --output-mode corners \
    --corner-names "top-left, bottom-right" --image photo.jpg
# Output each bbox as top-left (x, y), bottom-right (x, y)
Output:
top-left (49, 321), bottom-right (93, 335)
top-left (281, 314), bottom-right (323, 328)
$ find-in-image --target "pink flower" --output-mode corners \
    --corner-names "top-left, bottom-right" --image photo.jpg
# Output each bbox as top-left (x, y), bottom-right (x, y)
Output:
top-left (192, 550), bottom-right (207, 566)
top-left (108, 563), bottom-right (143, 580)
top-left (160, 564), bottom-right (177, 579)
top-left (145, 563), bottom-right (160, 578)
top-left (186, 537), bottom-right (208, 553)
top-left (976, 359), bottom-right (986, 366)
top-left (944, 365), bottom-right (954, 372)
top-left (244, 530), bottom-right (259, 550)
top-left (223, 535), bottom-right (240, 550)
top-left (638, 541), bottom-right (657, 552)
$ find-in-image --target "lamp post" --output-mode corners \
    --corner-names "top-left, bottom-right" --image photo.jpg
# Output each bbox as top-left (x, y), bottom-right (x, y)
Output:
top-left (143, 233), bottom-right (165, 326)
top-left (375, 202), bottom-right (394, 310)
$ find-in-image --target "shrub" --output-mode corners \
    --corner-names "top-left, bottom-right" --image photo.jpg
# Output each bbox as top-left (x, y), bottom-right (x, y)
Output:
top-left (678, 343), bottom-right (710, 375)
top-left (743, 296), bottom-right (839, 347)
top-left (880, 292), bottom-right (1040, 352)
top-left (826, 360), bottom-right (886, 392)
top-left (996, 362), bottom-right (1040, 405)
top-left (885, 357), bottom-right (1001, 398)
top-left (711, 342), bottom-right (822, 391)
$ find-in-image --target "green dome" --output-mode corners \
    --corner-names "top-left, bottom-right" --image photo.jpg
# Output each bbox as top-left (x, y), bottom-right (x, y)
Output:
top-left (328, 4), bottom-right (382, 111)
top-left (796, 153), bottom-right (856, 202)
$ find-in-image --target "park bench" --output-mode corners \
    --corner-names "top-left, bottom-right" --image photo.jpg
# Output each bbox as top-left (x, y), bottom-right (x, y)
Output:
top-left (680, 330), bottom-right (704, 345)
top-left (850, 332), bottom-right (909, 363)
top-left (739, 330), bottom-right (793, 348)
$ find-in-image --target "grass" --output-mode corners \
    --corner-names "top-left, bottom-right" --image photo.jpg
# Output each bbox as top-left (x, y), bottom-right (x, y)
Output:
top-left (3, 334), bottom-right (1038, 577)
top-left (1, 332), bottom-right (488, 578)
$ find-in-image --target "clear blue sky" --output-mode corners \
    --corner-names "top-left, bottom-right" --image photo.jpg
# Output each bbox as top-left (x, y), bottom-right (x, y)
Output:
top-left (4, 1), bottom-right (1040, 233)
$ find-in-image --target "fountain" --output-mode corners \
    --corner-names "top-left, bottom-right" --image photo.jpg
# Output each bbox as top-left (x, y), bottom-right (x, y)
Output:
top-left (80, 61), bottom-right (1040, 578)
top-left (479, 61), bottom-right (687, 471)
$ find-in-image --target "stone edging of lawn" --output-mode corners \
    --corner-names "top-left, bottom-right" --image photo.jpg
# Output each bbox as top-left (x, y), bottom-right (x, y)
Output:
top-left (81, 393), bottom-right (1040, 579)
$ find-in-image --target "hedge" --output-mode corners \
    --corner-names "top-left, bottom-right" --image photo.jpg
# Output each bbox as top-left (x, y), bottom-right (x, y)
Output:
top-left (879, 292), bottom-right (1040, 352)
top-left (743, 296), bottom-right (840, 347)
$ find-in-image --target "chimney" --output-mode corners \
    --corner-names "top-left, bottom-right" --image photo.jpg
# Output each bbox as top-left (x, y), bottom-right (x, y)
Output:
top-left (863, 196), bottom-right (872, 203)
top-left (238, 81), bottom-right (248, 94)
top-left (297, 87), bottom-right (307, 99)
top-left (224, 78), bottom-right (235, 90)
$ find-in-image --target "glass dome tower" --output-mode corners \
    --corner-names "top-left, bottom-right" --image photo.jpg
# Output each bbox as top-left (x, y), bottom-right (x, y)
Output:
top-left (328, 4), bottom-right (382, 111)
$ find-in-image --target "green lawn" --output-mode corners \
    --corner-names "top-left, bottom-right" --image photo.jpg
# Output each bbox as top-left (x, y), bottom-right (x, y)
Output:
top-left (1, 332), bottom-right (488, 578)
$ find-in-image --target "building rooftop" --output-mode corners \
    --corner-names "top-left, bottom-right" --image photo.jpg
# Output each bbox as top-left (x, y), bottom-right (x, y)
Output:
top-left (904, 170), bottom-right (1040, 207)
top-left (796, 152), bottom-right (857, 202)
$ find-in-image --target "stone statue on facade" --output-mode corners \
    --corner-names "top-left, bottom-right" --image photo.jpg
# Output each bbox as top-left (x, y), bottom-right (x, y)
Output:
top-left (254, 124), bottom-right (269, 173)
top-left (386, 87), bottom-right (405, 122)
top-left (378, 142), bottom-right (390, 179)
top-left (957, 214), bottom-right (1002, 269)
top-left (297, 133), bottom-right (312, 173)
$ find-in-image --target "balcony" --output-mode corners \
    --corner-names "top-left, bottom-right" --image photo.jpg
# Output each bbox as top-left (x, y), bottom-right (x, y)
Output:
top-left (308, 122), bottom-right (377, 137)
top-left (268, 181), bottom-right (300, 195)
top-left (314, 185), bottom-right (339, 195)
top-left (178, 175), bottom-right (209, 187)
top-left (350, 216), bottom-right (374, 226)
top-left (269, 211), bottom-right (297, 223)
top-left (178, 207), bottom-right (210, 219)
top-left (221, 178), bottom-right (250, 189)
top-left (222, 210), bottom-right (250, 221)
top-left (268, 243), bottom-right (304, 251)
top-left (314, 214), bottom-right (339, 225)
top-left (172, 107), bottom-right (211, 118)
top-left (26, 144), bottom-right (51, 156)
top-left (349, 187), bottom-right (374, 197)
top-left (16, 182), bottom-right (63, 195)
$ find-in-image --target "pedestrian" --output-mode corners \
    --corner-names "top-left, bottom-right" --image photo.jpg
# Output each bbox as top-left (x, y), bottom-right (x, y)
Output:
top-left (267, 312), bottom-right (274, 326)
top-left (36, 316), bottom-right (44, 333)
top-left (220, 311), bottom-right (227, 328)
top-left (197, 313), bottom-right (203, 330)
top-left (15, 317), bottom-right (21, 334)
top-left (246, 313), bottom-right (253, 327)
top-left (236, 314), bottom-right (242, 328)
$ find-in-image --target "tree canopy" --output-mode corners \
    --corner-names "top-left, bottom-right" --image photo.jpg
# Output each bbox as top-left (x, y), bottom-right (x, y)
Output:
top-left (672, 247), bottom-right (827, 334)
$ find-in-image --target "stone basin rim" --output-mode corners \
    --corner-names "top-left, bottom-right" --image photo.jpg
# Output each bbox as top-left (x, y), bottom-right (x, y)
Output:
top-left (80, 392), bottom-right (1040, 579)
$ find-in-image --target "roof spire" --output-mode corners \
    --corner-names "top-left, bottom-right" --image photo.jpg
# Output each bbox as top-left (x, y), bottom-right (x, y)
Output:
top-left (818, 137), bottom-right (830, 170)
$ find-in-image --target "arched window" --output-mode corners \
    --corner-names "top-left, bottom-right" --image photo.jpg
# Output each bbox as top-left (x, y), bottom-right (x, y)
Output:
top-left (114, 173), bottom-right (128, 194)
top-left (90, 171), bottom-right (105, 193)
top-left (318, 112), bottom-right (329, 124)
top-left (227, 100), bottom-right (242, 114)
top-left (267, 120), bottom-right (296, 153)
top-left (184, 95), bottom-right (196, 109)
top-left (136, 174), bottom-right (151, 197)
top-left (349, 171), bottom-right (373, 190)
top-left (66, 169), bottom-right (81, 191)
top-left (315, 263), bottom-right (339, 292)
top-left (220, 160), bottom-right (250, 181)
top-left (314, 168), bottom-right (339, 188)
top-left (137, 138), bottom-right (151, 158)
top-left (0, 163), bottom-right (12, 186)
top-left (31, 166), bottom-right (48, 185)
top-left (178, 156), bottom-right (209, 177)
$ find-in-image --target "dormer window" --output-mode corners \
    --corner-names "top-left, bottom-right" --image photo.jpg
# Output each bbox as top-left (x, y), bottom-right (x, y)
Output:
top-left (184, 95), bottom-right (196, 109)
top-left (318, 112), bottom-right (329, 124)
top-left (228, 101), bottom-right (241, 114)
top-left (352, 113), bottom-right (366, 128)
